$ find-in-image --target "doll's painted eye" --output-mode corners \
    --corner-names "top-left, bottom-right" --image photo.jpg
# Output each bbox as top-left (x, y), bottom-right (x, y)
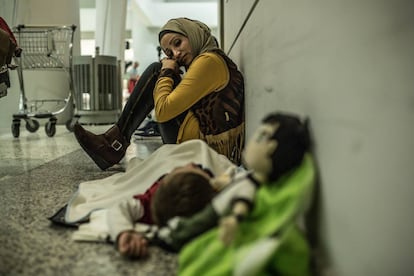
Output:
top-left (254, 123), bottom-right (278, 144)
top-left (256, 131), bottom-right (269, 142)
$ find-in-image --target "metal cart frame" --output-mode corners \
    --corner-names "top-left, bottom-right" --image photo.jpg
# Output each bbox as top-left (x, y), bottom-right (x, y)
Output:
top-left (11, 24), bottom-right (76, 137)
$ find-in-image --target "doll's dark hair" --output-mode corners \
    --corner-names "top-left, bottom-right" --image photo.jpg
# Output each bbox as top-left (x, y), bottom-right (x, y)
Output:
top-left (151, 172), bottom-right (215, 226)
top-left (263, 112), bottom-right (311, 182)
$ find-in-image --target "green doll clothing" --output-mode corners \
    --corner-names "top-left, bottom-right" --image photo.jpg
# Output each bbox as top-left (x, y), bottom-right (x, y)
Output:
top-left (178, 153), bottom-right (315, 276)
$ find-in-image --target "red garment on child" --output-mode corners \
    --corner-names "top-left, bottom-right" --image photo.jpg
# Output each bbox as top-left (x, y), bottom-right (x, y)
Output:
top-left (132, 180), bottom-right (162, 224)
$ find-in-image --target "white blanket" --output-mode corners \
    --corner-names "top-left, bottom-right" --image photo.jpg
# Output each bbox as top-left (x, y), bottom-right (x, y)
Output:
top-left (65, 140), bottom-right (236, 225)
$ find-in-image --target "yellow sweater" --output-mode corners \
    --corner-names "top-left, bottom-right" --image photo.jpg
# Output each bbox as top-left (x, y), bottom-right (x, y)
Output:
top-left (153, 52), bottom-right (229, 143)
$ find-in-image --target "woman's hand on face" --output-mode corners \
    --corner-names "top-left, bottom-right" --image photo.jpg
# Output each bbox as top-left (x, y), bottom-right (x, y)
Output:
top-left (117, 230), bottom-right (149, 258)
top-left (161, 57), bottom-right (179, 71)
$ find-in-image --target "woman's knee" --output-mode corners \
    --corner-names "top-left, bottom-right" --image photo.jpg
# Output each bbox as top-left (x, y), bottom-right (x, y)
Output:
top-left (138, 62), bottom-right (162, 81)
top-left (147, 62), bottom-right (162, 73)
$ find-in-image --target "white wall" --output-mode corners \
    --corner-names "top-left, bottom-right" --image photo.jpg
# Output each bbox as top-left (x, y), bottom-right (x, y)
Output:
top-left (0, 0), bottom-right (80, 135)
top-left (129, 1), bottom-right (162, 71)
top-left (95, 0), bottom-right (127, 58)
top-left (136, 0), bottom-right (218, 28)
top-left (223, 0), bottom-right (414, 275)
top-left (129, 0), bottom-right (219, 71)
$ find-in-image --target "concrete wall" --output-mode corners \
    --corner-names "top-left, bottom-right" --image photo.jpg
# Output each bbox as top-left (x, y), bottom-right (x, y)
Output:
top-left (222, 0), bottom-right (414, 275)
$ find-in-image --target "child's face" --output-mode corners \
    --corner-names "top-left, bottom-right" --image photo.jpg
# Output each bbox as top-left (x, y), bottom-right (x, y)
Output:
top-left (242, 123), bottom-right (279, 182)
top-left (162, 163), bottom-right (212, 185)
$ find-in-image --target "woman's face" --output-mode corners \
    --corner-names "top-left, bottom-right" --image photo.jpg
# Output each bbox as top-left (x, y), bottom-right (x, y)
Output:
top-left (160, 33), bottom-right (194, 67)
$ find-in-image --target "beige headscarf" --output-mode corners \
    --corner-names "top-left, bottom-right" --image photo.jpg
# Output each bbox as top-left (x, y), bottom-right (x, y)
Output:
top-left (159, 17), bottom-right (219, 56)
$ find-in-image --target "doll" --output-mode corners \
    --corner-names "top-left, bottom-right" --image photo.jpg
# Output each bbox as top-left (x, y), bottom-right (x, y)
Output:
top-left (151, 112), bottom-right (311, 252)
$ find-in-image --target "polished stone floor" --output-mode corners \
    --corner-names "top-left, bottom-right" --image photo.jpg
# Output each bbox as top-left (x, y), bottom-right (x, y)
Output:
top-left (0, 124), bottom-right (179, 276)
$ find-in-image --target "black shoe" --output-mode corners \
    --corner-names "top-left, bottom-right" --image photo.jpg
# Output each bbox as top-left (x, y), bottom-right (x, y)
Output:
top-left (137, 120), bottom-right (158, 132)
top-left (134, 123), bottom-right (161, 138)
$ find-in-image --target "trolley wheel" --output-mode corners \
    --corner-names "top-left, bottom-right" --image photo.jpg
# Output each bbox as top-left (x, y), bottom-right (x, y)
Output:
top-left (45, 120), bottom-right (57, 137)
top-left (25, 119), bottom-right (40, 133)
top-left (11, 120), bottom-right (20, 138)
top-left (65, 116), bottom-right (79, 132)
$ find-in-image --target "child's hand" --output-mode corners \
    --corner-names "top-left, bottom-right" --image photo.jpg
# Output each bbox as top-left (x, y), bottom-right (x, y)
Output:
top-left (117, 230), bottom-right (149, 258)
top-left (219, 201), bottom-right (249, 245)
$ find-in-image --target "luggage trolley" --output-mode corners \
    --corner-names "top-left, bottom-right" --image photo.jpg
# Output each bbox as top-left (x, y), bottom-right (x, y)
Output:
top-left (11, 24), bottom-right (76, 138)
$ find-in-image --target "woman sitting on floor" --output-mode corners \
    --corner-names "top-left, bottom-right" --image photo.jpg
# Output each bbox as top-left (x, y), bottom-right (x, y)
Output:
top-left (74, 17), bottom-right (245, 170)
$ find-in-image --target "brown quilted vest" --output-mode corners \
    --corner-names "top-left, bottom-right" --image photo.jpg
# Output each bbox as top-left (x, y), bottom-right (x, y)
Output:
top-left (191, 49), bottom-right (245, 164)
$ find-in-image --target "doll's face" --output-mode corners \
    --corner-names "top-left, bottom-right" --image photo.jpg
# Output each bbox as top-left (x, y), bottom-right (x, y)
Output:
top-left (242, 123), bottom-right (279, 182)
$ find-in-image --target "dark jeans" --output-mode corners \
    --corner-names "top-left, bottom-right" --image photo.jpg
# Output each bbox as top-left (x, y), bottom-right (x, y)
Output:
top-left (117, 62), bottom-right (184, 144)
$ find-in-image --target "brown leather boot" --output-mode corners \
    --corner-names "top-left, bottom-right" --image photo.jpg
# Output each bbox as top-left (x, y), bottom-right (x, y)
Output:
top-left (74, 124), bottom-right (130, 170)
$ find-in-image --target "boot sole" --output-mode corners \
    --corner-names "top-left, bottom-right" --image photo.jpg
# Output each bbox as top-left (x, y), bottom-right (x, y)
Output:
top-left (74, 131), bottom-right (111, 171)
